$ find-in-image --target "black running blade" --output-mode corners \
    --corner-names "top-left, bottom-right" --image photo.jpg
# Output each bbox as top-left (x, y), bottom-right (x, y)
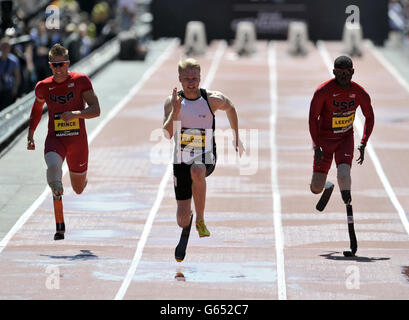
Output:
top-left (343, 250), bottom-right (355, 257)
top-left (175, 215), bottom-right (193, 262)
top-left (54, 232), bottom-right (64, 241)
top-left (346, 204), bottom-right (357, 256)
top-left (316, 184), bottom-right (334, 212)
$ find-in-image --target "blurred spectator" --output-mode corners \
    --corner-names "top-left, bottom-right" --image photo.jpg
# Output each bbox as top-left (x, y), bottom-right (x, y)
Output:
top-left (0, 0), bottom-right (138, 110)
top-left (4, 27), bottom-right (33, 96)
top-left (118, 0), bottom-right (136, 31)
top-left (0, 37), bottom-right (20, 111)
top-left (389, 0), bottom-right (406, 32)
top-left (63, 23), bottom-right (81, 64)
top-left (78, 22), bottom-right (92, 58)
top-left (91, 1), bottom-right (110, 37)
top-left (30, 20), bottom-right (55, 81)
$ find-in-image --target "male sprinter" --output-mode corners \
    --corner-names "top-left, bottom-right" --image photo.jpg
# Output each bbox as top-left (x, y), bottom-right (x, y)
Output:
top-left (163, 58), bottom-right (243, 261)
top-left (27, 44), bottom-right (100, 240)
top-left (309, 55), bottom-right (374, 256)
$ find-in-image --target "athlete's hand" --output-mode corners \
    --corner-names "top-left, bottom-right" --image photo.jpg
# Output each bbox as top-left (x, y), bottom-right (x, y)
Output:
top-left (233, 138), bottom-right (245, 157)
top-left (27, 136), bottom-right (35, 150)
top-left (171, 88), bottom-right (181, 116)
top-left (61, 111), bottom-right (76, 122)
top-left (314, 147), bottom-right (323, 167)
top-left (356, 144), bottom-right (366, 165)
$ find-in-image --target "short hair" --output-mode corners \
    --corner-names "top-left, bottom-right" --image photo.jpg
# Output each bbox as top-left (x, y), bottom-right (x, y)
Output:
top-left (0, 37), bottom-right (11, 48)
top-left (334, 55), bottom-right (353, 68)
top-left (48, 43), bottom-right (69, 61)
top-left (178, 58), bottom-right (200, 74)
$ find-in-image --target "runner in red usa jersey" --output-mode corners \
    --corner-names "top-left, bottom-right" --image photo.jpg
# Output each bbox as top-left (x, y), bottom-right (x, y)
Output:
top-left (308, 55), bottom-right (375, 256)
top-left (309, 78), bottom-right (374, 152)
top-left (27, 44), bottom-right (100, 240)
top-left (35, 71), bottom-right (92, 139)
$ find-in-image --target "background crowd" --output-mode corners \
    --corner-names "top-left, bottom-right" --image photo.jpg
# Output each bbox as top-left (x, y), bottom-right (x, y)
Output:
top-left (1, 0), bottom-right (408, 112)
top-left (0, 0), bottom-right (147, 111)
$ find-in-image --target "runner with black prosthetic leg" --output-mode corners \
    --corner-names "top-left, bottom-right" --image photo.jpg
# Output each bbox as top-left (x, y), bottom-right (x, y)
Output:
top-left (163, 58), bottom-right (244, 262)
top-left (308, 56), bottom-right (374, 256)
top-left (175, 212), bottom-right (193, 262)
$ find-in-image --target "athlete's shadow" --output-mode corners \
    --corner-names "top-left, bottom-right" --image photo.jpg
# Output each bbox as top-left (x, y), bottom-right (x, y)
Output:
top-left (320, 251), bottom-right (390, 262)
top-left (40, 250), bottom-right (98, 261)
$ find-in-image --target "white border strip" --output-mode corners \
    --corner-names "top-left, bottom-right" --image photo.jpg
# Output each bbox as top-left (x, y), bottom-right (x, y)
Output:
top-left (316, 40), bottom-right (409, 236)
top-left (0, 39), bottom-right (180, 254)
top-left (114, 40), bottom-right (227, 300)
top-left (268, 41), bottom-right (287, 300)
top-left (365, 41), bottom-right (409, 93)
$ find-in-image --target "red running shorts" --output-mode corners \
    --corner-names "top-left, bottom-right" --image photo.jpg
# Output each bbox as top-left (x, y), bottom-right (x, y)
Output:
top-left (313, 133), bottom-right (354, 174)
top-left (44, 134), bottom-right (89, 173)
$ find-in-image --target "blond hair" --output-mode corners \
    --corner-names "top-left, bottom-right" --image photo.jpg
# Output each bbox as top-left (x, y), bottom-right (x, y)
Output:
top-left (178, 58), bottom-right (200, 74)
top-left (48, 43), bottom-right (69, 61)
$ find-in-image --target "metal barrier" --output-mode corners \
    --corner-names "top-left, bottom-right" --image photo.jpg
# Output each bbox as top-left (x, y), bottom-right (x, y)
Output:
top-left (0, 36), bottom-right (120, 152)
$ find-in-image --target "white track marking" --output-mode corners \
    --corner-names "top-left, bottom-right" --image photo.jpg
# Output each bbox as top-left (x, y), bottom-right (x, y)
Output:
top-left (114, 40), bottom-right (227, 300)
top-left (0, 39), bottom-right (179, 254)
top-left (268, 41), bottom-right (287, 300)
top-left (317, 40), bottom-right (409, 236)
top-left (365, 41), bottom-right (409, 93)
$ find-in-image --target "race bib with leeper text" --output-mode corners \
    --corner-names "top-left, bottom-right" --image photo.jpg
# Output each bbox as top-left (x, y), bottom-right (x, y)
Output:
top-left (332, 110), bottom-right (355, 134)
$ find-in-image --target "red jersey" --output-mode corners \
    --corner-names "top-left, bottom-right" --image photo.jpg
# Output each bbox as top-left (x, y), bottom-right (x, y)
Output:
top-left (29, 72), bottom-right (93, 138)
top-left (309, 78), bottom-right (374, 148)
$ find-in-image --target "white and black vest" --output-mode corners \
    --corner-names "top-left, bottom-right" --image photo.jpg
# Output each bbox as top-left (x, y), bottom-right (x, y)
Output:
top-left (173, 88), bottom-right (216, 165)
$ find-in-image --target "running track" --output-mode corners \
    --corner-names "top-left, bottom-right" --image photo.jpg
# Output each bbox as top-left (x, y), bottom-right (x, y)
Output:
top-left (0, 40), bottom-right (408, 300)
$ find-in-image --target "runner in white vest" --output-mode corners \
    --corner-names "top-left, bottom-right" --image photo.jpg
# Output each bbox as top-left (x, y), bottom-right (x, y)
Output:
top-left (163, 58), bottom-right (244, 243)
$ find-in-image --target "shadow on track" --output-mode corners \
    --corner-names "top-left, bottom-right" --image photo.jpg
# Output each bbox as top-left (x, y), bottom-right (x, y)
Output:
top-left (320, 251), bottom-right (390, 263)
top-left (40, 250), bottom-right (99, 261)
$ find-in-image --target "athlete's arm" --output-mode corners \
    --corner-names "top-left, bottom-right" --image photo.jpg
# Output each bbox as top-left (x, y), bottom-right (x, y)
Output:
top-left (61, 89), bottom-right (100, 121)
top-left (208, 91), bottom-right (244, 156)
top-left (27, 96), bottom-right (45, 150)
top-left (308, 89), bottom-right (325, 149)
top-left (356, 89), bottom-right (374, 165)
top-left (359, 91), bottom-right (374, 146)
top-left (163, 88), bottom-right (181, 139)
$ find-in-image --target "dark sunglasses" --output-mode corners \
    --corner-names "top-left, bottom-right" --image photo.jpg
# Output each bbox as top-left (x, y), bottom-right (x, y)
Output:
top-left (334, 68), bottom-right (353, 73)
top-left (49, 60), bottom-right (69, 68)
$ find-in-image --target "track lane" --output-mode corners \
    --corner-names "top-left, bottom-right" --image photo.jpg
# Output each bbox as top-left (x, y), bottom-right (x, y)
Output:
top-left (0, 40), bottom-right (187, 299)
top-left (275, 40), bottom-right (409, 299)
top-left (124, 41), bottom-right (280, 299)
top-left (0, 40), bottom-right (408, 300)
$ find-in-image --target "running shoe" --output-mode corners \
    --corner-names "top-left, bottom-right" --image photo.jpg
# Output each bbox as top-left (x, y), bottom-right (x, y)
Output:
top-left (195, 219), bottom-right (210, 237)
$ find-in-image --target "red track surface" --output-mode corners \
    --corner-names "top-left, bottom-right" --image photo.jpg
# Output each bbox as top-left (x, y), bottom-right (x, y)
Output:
top-left (0, 40), bottom-right (408, 300)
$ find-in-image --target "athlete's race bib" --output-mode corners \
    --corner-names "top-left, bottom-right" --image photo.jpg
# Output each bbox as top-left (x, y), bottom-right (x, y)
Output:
top-left (54, 113), bottom-right (80, 137)
top-left (332, 111), bottom-right (355, 134)
top-left (180, 128), bottom-right (206, 161)
top-left (176, 127), bottom-right (214, 164)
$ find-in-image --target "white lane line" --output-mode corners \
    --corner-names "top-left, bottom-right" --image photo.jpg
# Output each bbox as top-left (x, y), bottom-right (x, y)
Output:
top-left (268, 41), bottom-right (287, 300)
top-left (114, 40), bottom-right (227, 300)
top-left (316, 40), bottom-right (409, 236)
top-left (0, 39), bottom-right (180, 254)
top-left (365, 40), bottom-right (409, 93)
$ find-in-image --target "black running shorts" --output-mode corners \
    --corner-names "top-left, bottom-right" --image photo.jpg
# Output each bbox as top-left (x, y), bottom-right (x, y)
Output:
top-left (173, 162), bottom-right (216, 200)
